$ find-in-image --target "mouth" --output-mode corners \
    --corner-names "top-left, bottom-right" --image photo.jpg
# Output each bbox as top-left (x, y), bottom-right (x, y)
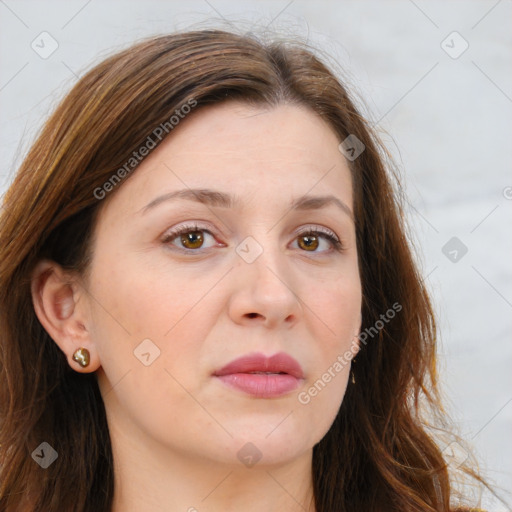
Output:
top-left (244, 371), bottom-right (286, 374)
top-left (212, 352), bottom-right (304, 398)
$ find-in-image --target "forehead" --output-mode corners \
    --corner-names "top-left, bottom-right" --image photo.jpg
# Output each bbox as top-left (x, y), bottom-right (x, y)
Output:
top-left (100, 101), bottom-right (353, 217)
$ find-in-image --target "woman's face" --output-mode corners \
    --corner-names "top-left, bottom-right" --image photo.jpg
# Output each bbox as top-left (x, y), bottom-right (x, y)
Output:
top-left (85, 101), bottom-right (362, 467)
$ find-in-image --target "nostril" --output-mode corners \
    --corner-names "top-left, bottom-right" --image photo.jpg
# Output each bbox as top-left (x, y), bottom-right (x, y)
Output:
top-left (246, 312), bottom-right (259, 319)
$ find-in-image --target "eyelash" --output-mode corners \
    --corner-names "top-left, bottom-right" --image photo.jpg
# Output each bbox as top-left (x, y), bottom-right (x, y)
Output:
top-left (162, 223), bottom-right (343, 254)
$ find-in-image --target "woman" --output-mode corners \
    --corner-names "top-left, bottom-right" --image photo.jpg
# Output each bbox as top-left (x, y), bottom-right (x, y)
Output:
top-left (0, 29), bottom-right (489, 511)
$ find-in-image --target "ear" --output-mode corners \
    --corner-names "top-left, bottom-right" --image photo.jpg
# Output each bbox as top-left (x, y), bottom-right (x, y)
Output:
top-left (31, 259), bottom-right (100, 373)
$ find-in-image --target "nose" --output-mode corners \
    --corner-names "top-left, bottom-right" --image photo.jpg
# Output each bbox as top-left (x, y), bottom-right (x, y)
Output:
top-left (227, 248), bottom-right (302, 329)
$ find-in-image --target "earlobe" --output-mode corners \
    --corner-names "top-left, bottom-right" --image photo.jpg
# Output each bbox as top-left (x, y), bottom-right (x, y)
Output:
top-left (31, 260), bottom-right (100, 373)
top-left (72, 347), bottom-right (91, 368)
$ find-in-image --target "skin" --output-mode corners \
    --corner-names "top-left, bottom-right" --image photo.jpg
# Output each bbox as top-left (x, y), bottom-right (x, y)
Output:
top-left (32, 101), bottom-right (362, 512)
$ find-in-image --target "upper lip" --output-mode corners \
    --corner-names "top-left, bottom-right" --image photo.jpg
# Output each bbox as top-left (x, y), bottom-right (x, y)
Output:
top-left (213, 352), bottom-right (304, 379)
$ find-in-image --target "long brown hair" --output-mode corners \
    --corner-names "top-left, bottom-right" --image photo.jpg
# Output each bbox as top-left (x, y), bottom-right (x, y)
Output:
top-left (0, 29), bottom-right (488, 511)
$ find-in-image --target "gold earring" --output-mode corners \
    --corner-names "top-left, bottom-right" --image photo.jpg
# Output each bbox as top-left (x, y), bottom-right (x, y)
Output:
top-left (72, 347), bottom-right (90, 368)
top-left (351, 358), bottom-right (356, 384)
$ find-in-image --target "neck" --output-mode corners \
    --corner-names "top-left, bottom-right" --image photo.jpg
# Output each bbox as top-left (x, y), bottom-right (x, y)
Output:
top-left (111, 418), bottom-right (315, 512)
top-left (110, 438), bottom-right (316, 512)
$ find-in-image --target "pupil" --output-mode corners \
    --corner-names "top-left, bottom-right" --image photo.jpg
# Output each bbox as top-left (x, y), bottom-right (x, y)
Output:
top-left (182, 231), bottom-right (203, 248)
top-left (301, 235), bottom-right (318, 251)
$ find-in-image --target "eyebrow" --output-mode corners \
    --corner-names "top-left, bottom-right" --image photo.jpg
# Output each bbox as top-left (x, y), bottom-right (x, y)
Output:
top-left (140, 188), bottom-right (353, 220)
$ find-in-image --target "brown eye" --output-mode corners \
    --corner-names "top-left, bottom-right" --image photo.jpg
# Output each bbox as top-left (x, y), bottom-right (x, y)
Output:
top-left (163, 224), bottom-right (221, 252)
top-left (292, 228), bottom-right (343, 253)
top-left (180, 231), bottom-right (204, 249)
top-left (298, 234), bottom-right (319, 251)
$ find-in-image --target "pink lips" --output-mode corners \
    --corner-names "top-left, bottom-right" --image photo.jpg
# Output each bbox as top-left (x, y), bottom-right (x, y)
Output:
top-left (213, 352), bottom-right (304, 398)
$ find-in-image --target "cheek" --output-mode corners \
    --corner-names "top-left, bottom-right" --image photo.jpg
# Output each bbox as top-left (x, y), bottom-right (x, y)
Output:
top-left (296, 335), bottom-right (352, 448)
top-left (90, 267), bottom-right (221, 443)
top-left (87, 258), bottom-right (225, 395)
top-left (88, 253), bottom-right (223, 341)
top-left (297, 273), bottom-right (360, 413)
top-left (305, 270), bottom-right (362, 340)
top-left (301, 367), bottom-right (350, 425)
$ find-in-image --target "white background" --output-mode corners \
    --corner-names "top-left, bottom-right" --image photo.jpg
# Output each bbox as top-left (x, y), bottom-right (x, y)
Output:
top-left (1, 1), bottom-right (511, 509)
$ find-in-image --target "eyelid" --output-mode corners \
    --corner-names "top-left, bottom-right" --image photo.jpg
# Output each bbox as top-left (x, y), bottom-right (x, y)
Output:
top-left (162, 221), bottom-right (344, 253)
top-left (294, 224), bottom-right (340, 242)
top-left (161, 221), bottom-right (223, 251)
top-left (292, 224), bottom-right (344, 252)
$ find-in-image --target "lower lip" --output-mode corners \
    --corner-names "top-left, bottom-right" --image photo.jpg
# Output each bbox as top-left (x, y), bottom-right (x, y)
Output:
top-left (215, 373), bottom-right (302, 398)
